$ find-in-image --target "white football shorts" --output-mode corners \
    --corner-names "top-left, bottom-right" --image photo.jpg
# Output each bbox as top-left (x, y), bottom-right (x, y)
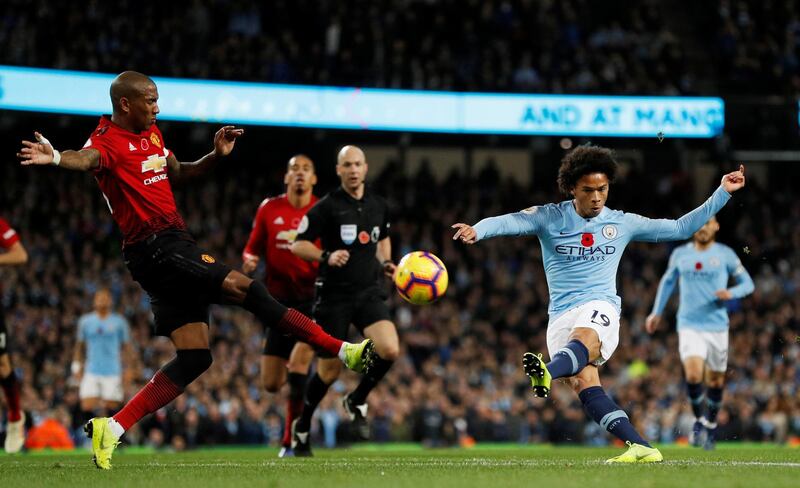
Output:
top-left (546, 300), bottom-right (621, 366)
top-left (678, 328), bottom-right (729, 372)
top-left (79, 372), bottom-right (124, 402)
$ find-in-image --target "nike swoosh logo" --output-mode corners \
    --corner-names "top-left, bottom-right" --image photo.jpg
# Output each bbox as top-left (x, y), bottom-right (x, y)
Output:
top-left (559, 232), bottom-right (570, 235)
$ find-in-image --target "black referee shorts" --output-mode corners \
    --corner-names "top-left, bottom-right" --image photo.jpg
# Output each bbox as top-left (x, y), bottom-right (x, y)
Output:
top-left (123, 230), bottom-right (232, 337)
top-left (313, 285), bottom-right (391, 340)
top-left (262, 300), bottom-right (313, 359)
top-left (0, 306), bottom-right (9, 355)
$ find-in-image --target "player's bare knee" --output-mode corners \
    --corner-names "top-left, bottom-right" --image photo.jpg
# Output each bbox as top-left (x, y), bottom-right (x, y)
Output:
top-left (317, 360), bottom-right (341, 384)
top-left (222, 270), bottom-right (253, 303)
top-left (262, 375), bottom-right (283, 393)
top-left (706, 372), bottom-right (725, 389)
top-left (375, 342), bottom-right (400, 361)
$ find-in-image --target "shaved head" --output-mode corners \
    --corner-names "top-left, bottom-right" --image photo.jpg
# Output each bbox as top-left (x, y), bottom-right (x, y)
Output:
top-left (337, 145), bottom-right (365, 165)
top-left (287, 154), bottom-right (314, 171)
top-left (110, 71), bottom-right (156, 113)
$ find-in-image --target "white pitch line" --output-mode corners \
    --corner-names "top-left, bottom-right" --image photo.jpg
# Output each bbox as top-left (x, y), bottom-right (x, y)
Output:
top-left (141, 460), bottom-right (800, 469)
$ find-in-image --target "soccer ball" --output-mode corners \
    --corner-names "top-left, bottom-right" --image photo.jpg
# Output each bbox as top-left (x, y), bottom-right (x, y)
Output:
top-left (394, 251), bottom-right (448, 305)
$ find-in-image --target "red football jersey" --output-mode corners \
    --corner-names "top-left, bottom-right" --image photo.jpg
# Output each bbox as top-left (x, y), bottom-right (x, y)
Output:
top-left (0, 218), bottom-right (20, 250)
top-left (243, 194), bottom-right (319, 302)
top-left (84, 116), bottom-right (186, 245)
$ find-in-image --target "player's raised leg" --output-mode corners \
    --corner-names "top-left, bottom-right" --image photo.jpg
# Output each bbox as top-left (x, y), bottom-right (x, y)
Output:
top-left (221, 271), bottom-right (373, 372)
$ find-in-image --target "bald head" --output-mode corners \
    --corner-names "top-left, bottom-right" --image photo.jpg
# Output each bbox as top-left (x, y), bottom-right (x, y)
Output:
top-left (337, 145), bottom-right (366, 165)
top-left (336, 145), bottom-right (368, 194)
top-left (110, 71), bottom-right (156, 113)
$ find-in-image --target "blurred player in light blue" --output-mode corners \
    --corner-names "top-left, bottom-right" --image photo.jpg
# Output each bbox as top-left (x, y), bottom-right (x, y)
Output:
top-left (72, 288), bottom-right (132, 423)
top-left (452, 145), bottom-right (746, 463)
top-left (646, 216), bottom-right (753, 450)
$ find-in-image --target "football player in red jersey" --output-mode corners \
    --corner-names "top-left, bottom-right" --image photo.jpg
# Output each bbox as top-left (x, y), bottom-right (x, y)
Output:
top-left (0, 218), bottom-right (28, 453)
top-left (242, 154), bottom-right (318, 457)
top-left (18, 71), bottom-right (375, 469)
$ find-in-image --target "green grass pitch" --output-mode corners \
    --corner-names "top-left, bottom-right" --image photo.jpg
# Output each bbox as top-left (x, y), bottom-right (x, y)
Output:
top-left (1, 444), bottom-right (798, 488)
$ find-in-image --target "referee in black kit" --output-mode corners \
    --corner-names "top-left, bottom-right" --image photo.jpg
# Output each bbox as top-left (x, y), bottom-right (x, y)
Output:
top-left (290, 145), bottom-right (398, 455)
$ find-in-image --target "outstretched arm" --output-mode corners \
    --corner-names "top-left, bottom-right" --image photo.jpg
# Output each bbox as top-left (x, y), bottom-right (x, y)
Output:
top-left (167, 126), bottom-right (244, 182)
top-left (18, 132), bottom-right (100, 171)
top-left (452, 205), bottom-right (548, 244)
top-left (631, 165), bottom-right (746, 243)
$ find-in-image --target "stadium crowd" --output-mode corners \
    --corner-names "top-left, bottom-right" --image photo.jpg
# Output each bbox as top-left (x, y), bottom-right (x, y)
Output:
top-left (713, 0), bottom-right (800, 95)
top-left (0, 0), bottom-right (690, 95)
top-left (1, 146), bottom-right (798, 450)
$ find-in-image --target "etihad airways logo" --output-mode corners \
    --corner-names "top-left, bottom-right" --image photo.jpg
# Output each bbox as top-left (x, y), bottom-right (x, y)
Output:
top-left (555, 233), bottom-right (616, 261)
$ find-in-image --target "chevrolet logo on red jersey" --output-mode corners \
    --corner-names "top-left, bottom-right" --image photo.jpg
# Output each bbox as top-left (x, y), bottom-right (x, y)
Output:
top-left (141, 154), bottom-right (167, 173)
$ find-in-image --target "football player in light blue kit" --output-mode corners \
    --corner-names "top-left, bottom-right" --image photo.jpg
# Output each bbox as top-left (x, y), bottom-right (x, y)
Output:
top-left (645, 216), bottom-right (753, 450)
top-left (452, 145), bottom-right (746, 463)
top-left (73, 288), bottom-right (132, 422)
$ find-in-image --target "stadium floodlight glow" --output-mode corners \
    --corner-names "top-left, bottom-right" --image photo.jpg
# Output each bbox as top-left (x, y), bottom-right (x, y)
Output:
top-left (0, 65), bottom-right (724, 138)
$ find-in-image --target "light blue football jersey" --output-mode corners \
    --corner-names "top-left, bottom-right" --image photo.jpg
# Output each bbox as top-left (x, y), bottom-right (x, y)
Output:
top-left (77, 312), bottom-right (130, 376)
top-left (651, 241), bottom-right (753, 331)
top-left (473, 186), bottom-right (732, 317)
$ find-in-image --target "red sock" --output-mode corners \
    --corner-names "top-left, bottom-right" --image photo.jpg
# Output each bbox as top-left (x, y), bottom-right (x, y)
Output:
top-left (113, 371), bottom-right (183, 430)
top-left (278, 309), bottom-right (343, 357)
top-left (1, 373), bottom-right (21, 422)
top-left (281, 396), bottom-right (304, 447)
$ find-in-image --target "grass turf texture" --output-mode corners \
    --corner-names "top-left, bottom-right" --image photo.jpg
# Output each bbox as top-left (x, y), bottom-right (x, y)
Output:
top-left (1, 444), bottom-right (797, 488)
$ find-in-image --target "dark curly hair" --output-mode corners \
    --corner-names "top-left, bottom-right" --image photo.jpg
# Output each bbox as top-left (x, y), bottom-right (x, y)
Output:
top-left (557, 145), bottom-right (618, 196)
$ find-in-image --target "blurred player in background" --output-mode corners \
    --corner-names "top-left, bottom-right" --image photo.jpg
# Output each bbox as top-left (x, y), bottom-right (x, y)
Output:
top-left (73, 288), bottom-right (133, 425)
top-left (242, 154), bottom-right (318, 457)
top-left (17, 71), bottom-right (374, 468)
top-left (646, 216), bottom-right (754, 450)
top-left (0, 217), bottom-right (28, 453)
top-left (452, 145), bottom-right (746, 463)
top-left (291, 145), bottom-right (398, 456)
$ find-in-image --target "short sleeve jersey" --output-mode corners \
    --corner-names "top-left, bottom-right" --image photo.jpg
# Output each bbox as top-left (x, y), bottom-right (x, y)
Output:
top-left (77, 312), bottom-right (130, 376)
top-left (242, 194), bottom-right (319, 302)
top-left (85, 116), bottom-right (186, 245)
top-left (295, 186), bottom-right (390, 293)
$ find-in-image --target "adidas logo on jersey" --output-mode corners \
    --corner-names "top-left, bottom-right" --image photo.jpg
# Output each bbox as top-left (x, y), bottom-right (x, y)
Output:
top-left (129, 142), bottom-right (136, 151)
top-left (273, 216), bottom-right (285, 225)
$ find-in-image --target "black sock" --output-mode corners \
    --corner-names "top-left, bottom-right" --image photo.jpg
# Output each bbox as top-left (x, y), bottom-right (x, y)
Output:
top-left (295, 373), bottom-right (330, 433)
top-left (686, 382), bottom-right (705, 420)
top-left (706, 387), bottom-right (723, 425)
top-left (348, 356), bottom-right (394, 405)
top-left (242, 281), bottom-right (288, 328)
top-left (287, 372), bottom-right (307, 404)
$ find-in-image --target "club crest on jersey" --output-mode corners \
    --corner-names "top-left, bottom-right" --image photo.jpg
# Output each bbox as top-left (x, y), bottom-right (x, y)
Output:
top-left (370, 226), bottom-right (380, 243)
top-left (150, 133), bottom-right (162, 148)
top-left (140, 138), bottom-right (150, 151)
top-left (340, 224), bottom-right (357, 245)
top-left (602, 225), bottom-right (617, 239)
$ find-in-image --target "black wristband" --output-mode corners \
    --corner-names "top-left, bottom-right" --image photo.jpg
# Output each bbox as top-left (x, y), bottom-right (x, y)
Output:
top-left (320, 250), bottom-right (331, 262)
